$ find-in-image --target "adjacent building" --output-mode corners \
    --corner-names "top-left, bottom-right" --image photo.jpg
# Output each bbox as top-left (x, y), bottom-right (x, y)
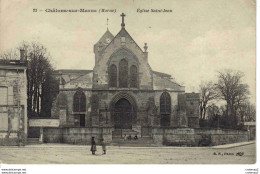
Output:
top-left (0, 51), bottom-right (27, 145)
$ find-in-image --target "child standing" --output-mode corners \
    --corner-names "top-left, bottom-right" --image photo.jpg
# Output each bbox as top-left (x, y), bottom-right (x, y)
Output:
top-left (90, 137), bottom-right (97, 155)
top-left (101, 138), bottom-right (106, 155)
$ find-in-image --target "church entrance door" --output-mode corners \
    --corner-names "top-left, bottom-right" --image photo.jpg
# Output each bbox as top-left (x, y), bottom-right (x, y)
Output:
top-left (114, 98), bottom-right (133, 129)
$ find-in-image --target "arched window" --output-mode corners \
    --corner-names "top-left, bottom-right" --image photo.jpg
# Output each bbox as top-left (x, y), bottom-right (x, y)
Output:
top-left (130, 65), bottom-right (138, 88)
top-left (109, 64), bottom-right (117, 87)
top-left (73, 88), bottom-right (86, 112)
top-left (160, 92), bottom-right (171, 126)
top-left (119, 59), bottom-right (128, 88)
top-left (160, 92), bottom-right (171, 114)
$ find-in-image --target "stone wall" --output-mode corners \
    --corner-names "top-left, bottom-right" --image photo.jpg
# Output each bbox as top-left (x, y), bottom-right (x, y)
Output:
top-left (151, 128), bottom-right (248, 146)
top-left (43, 128), bottom-right (63, 143)
top-left (43, 127), bottom-right (113, 145)
top-left (152, 128), bottom-right (196, 146)
top-left (194, 128), bottom-right (249, 146)
top-left (42, 127), bottom-right (249, 146)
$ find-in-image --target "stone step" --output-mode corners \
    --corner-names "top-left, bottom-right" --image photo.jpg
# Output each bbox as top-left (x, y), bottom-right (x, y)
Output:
top-left (110, 137), bottom-right (157, 147)
top-left (112, 137), bottom-right (153, 144)
top-left (27, 138), bottom-right (40, 144)
top-left (112, 129), bottom-right (140, 138)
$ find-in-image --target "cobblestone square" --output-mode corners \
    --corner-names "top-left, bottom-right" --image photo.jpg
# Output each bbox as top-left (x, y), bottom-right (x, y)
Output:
top-left (0, 142), bottom-right (256, 164)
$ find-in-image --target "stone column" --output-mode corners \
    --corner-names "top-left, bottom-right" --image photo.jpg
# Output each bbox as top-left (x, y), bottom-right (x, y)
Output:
top-left (39, 127), bottom-right (43, 143)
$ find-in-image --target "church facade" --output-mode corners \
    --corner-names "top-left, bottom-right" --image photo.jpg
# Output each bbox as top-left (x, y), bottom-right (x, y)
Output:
top-left (49, 14), bottom-right (200, 145)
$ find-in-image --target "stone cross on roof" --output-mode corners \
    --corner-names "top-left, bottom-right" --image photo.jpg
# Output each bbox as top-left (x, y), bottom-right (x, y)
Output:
top-left (121, 13), bottom-right (126, 28)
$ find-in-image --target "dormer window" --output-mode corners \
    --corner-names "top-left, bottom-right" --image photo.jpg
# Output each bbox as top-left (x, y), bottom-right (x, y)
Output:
top-left (121, 37), bottom-right (126, 45)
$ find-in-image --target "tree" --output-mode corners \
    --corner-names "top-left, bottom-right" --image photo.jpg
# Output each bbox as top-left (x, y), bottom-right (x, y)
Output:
top-left (199, 81), bottom-right (216, 120)
top-left (207, 103), bottom-right (220, 120)
top-left (237, 103), bottom-right (256, 122)
top-left (215, 70), bottom-right (249, 126)
top-left (0, 49), bottom-right (18, 60)
top-left (22, 42), bottom-right (59, 117)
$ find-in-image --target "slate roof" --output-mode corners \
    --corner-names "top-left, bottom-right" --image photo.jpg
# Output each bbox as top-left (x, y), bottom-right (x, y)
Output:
top-left (152, 71), bottom-right (172, 78)
top-left (95, 29), bottom-right (114, 46)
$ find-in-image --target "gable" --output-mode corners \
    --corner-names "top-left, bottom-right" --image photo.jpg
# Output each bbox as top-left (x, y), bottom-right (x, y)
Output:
top-left (104, 28), bottom-right (144, 55)
top-left (93, 26), bottom-right (153, 90)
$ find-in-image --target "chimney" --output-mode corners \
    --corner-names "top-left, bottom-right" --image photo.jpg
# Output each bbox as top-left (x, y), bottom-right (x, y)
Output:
top-left (59, 71), bottom-right (64, 89)
top-left (20, 49), bottom-right (25, 61)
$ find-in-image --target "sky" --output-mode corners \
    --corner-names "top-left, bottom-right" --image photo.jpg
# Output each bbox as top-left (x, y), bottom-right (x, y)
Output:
top-left (0, 0), bottom-right (256, 102)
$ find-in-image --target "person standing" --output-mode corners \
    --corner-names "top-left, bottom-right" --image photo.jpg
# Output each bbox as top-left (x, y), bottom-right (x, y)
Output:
top-left (101, 138), bottom-right (106, 155)
top-left (90, 137), bottom-right (97, 155)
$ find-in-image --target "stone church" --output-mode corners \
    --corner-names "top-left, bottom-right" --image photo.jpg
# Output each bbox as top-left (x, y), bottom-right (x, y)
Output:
top-left (50, 13), bottom-right (200, 144)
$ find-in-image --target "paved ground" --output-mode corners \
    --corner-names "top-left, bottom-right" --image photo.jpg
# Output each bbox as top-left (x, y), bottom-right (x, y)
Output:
top-left (0, 141), bottom-right (256, 164)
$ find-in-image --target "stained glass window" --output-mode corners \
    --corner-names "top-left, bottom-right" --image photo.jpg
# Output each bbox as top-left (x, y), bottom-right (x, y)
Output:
top-left (73, 88), bottom-right (86, 112)
top-left (130, 65), bottom-right (138, 88)
top-left (119, 59), bottom-right (128, 88)
top-left (160, 92), bottom-right (171, 114)
top-left (160, 92), bottom-right (171, 127)
top-left (109, 64), bottom-right (117, 87)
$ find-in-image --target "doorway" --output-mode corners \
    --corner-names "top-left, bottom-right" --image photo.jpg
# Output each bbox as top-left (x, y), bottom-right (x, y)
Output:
top-left (114, 98), bottom-right (133, 129)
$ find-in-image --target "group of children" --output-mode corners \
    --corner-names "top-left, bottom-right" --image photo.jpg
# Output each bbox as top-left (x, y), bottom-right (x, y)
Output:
top-left (90, 135), bottom-right (138, 155)
top-left (124, 134), bottom-right (138, 141)
top-left (90, 137), bottom-right (106, 155)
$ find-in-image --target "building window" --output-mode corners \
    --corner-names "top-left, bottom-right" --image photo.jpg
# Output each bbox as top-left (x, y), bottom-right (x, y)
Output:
top-left (119, 59), bottom-right (128, 88)
top-left (130, 65), bottom-right (138, 88)
top-left (160, 92), bottom-right (171, 114)
top-left (0, 113), bottom-right (8, 131)
top-left (0, 87), bottom-right (8, 105)
top-left (160, 92), bottom-right (171, 127)
top-left (109, 64), bottom-right (117, 87)
top-left (73, 88), bottom-right (86, 112)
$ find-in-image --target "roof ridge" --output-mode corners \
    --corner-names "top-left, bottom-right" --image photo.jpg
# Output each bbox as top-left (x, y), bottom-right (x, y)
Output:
top-left (103, 28), bottom-right (144, 53)
top-left (95, 30), bottom-right (114, 45)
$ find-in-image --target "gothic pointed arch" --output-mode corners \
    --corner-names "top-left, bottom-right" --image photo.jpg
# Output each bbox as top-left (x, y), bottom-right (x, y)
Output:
top-left (107, 47), bottom-right (140, 66)
top-left (160, 91), bottom-right (171, 126)
top-left (119, 59), bottom-right (128, 88)
top-left (160, 92), bottom-right (171, 114)
top-left (110, 92), bottom-right (138, 127)
top-left (110, 92), bottom-right (137, 109)
top-left (73, 88), bottom-right (86, 112)
top-left (109, 64), bottom-right (117, 87)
